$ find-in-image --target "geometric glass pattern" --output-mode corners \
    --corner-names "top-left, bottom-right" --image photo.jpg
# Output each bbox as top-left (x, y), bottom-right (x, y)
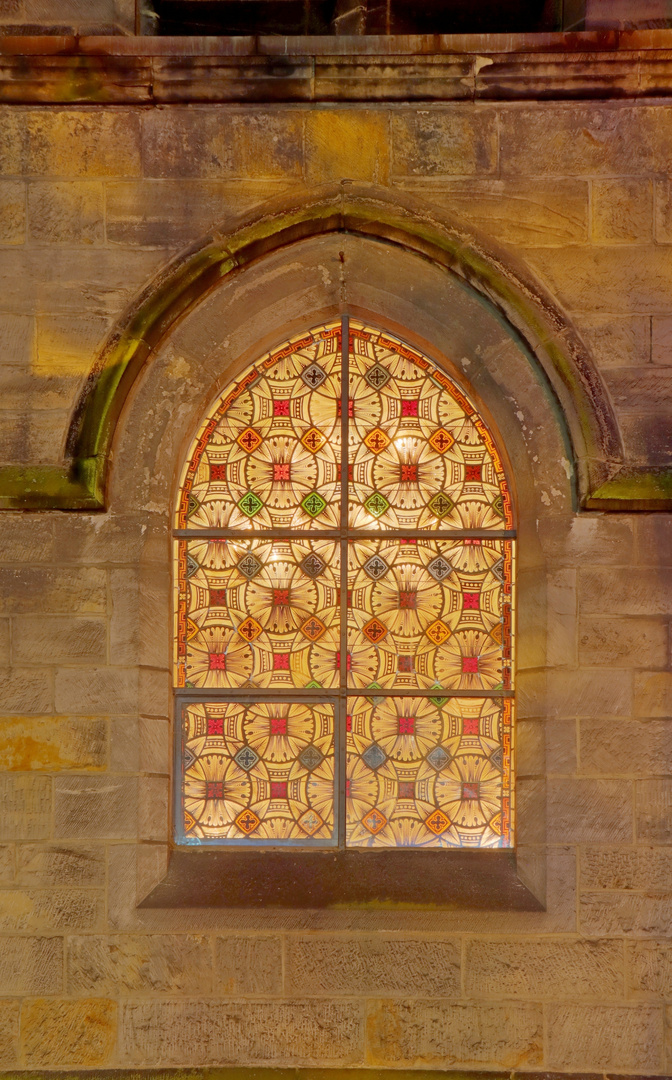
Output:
top-left (175, 317), bottom-right (515, 848)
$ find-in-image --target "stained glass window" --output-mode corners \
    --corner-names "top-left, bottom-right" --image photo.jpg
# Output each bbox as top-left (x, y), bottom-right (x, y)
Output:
top-left (174, 318), bottom-right (515, 848)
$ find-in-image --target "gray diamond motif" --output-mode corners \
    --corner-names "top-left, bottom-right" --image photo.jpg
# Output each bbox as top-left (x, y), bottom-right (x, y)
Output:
top-left (365, 363), bottom-right (392, 390)
top-left (186, 554), bottom-right (199, 577)
top-left (490, 746), bottom-right (504, 771)
top-left (183, 746), bottom-right (196, 769)
top-left (490, 557), bottom-right (505, 583)
top-left (235, 746), bottom-right (260, 772)
top-left (363, 554), bottom-right (389, 581)
top-left (362, 744), bottom-right (386, 770)
top-left (237, 553), bottom-right (262, 580)
top-left (299, 745), bottom-right (324, 771)
top-left (427, 745), bottom-right (450, 771)
top-left (300, 552), bottom-right (326, 579)
top-left (301, 363), bottom-right (327, 390)
top-left (427, 556), bottom-right (452, 582)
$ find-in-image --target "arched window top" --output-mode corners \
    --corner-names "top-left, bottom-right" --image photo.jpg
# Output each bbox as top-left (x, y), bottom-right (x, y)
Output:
top-left (174, 318), bottom-right (515, 852)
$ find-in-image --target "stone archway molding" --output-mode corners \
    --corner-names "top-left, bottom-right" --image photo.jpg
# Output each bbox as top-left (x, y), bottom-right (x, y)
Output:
top-left (1, 181), bottom-right (668, 511)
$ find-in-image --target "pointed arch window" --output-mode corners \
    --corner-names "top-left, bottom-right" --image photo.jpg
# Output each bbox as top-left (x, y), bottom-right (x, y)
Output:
top-left (174, 318), bottom-right (515, 850)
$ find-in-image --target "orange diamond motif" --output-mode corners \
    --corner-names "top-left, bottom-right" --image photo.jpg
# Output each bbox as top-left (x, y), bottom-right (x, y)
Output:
top-left (425, 619), bottom-right (451, 646)
top-left (237, 427), bottom-right (263, 454)
top-left (300, 615), bottom-right (327, 642)
top-left (184, 810), bottom-right (197, 834)
top-left (490, 623), bottom-right (503, 645)
top-left (301, 427), bottom-right (327, 453)
top-left (425, 808), bottom-right (451, 835)
top-left (186, 618), bottom-right (200, 641)
top-left (429, 427), bottom-right (455, 454)
top-left (363, 427), bottom-right (391, 454)
top-left (237, 616), bottom-right (263, 642)
top-left (235, 808), bottom-right (261, 835)
top-left (489, 812), bottom-right (502, 836)
top-left (298, 808), bottom-right (324, 836)
top-left (362, 808), bottom-right (387, 835)
top-left (362, 617), bottom-right (388, 644)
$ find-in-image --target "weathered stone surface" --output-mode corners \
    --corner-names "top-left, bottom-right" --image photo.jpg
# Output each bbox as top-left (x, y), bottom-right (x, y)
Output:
top-left (603, 365), bottom-right (672, 411)
top-left (109, 566), bottom-right (139, 666)
top-left (286, 936), bottom-right (460, 997)
top-left (652, 313), bottom-right (672, 365)
top-left (633, 671), bottom-right (672, 717)
top-left (68, 934), bottom-right (212, 994)
top-left (16, 843), bottom-right (105, 887)
top-left (0, 1000), bottom-right (18, 1067)
top-left (582, 846), bottom-right (672, 892)
top-left (581, 892), bottom-right (672, 937)
top-left (366, 999), bottom-right (542, 1068)
top-left (306, 110), bottom-right (388, 183)
top-left (546, 568), bottom-right (576, 668)
top-left (121, 1000), bottom-right (363, 1065)
top-left (0, 888), bottom-right (100, 932)
top-left (636, 778), bottom-right (672, 842)
top-left (34, 312), bottom-right (111, 378)
top-left (54, 666), bottom-right (137, 714)
top-left (0, 313), bottom-right (33, 370)
top-left (0, 181), bottom-right (25, 245)
top-left (580, 718), bottom-right (672, 775)
top-left (546, 718), bottom-right (578, 774)
top-left (54, 775), bottom-right (137, 839)
top-left (628, 941), bottom-right (672, 998)
top-left (0, 716), bottom-right (106, 772)
top-left (536, 514), bottom-right (634, 566)
top-left (214, 936), bottom-right (283, 996)
top-left (464, 938), bottom-right (624, 999)
top-left (0, 107), bottom-right (141, 177)
top-left (28, 181), bottom-right (104, 245)
top-left (13, 616), bottom-right (106, 664)
top-left (548, 779), bottom-right (633, 843)
top-left (0, 773), bottom-right (50, 840)
top-left (141, 107), bottom-right (303, 180)
top-left (579, 568), bottom-right (672, 615)
top-left (578, 616), bottom-right (668, 668)
top-left (0, 668), bottom-right (52, 714)
top-left (0, 845), bottom-right (14, 883)
top-left (525, 244), bottom-right (672, 313)
top-left (21, 998), bottom-right (117, 1067)
top-left (0, 566), bottom-right (106, 614)
top-left (592, 178), bottom-right (652, 242)
top-left (138, 776), bottom-right (168, 842)
top-left (0, 936), bottom-right (62, 994)
top-left (579, 313), bottom-right (651, 368)
top-left (391, 108), bottom-right (498, 176)
top-left (546, 669), bottom-right (632, 717)
top-left (620, 411), bottom-right (672, 466)
top-left (546, 1002), bottom-right (663, 1071)
top-left (636, 516), bottom-right (672, 564)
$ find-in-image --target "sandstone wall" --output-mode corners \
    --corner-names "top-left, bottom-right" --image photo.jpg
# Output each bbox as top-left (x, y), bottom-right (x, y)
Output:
top-left (0, 88), bottom-right (671, 1074)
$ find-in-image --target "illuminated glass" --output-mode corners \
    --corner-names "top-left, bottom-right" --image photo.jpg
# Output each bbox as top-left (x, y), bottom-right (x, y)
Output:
top-left (174, 318), bottom-right (515, 848)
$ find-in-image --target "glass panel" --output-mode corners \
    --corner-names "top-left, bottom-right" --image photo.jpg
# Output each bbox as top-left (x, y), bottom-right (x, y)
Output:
top-left (346, 696), bottom-right (513, 848)
top-left (175, 538), bottom-right (341, 689)
top-left (176, 323), bottom-right (341, 530)
top-left (347, 538), bottom-right (514, 692)
top-left (178, 700), bottom-right (336, 845)
top-left (347, 322), bottom-right (513, 530)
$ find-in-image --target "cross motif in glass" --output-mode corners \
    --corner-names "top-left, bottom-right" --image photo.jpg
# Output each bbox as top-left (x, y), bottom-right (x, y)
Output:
top-left (363, 554), bottom-right (389, 580)
top-left (301, 362), bottom-right (327, 389)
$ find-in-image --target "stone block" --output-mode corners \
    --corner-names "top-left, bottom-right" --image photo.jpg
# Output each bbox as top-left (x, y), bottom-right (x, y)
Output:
top-left (548, 779), bottom-right (633, 843)
top-left (592, 178), bottom-right (652, 242)
top-left (500, 104), bottom-right (654, 177)
top-left (580, 718), bottom-right (672, 775)
top-left (16, 843), bottom-right (105, 887)
top-left (0, 845), bottom-right (14, 883)
top-left (0, 181), bottom-right (25, 245)
top-left (0, 1000), bottom-right (18, 1066)
top-left (34, 312), bottom-right (111, 378)
top-left (537, 513), bottom-right (634, 566)
top-left (286, 936), bottom-right (460, 997)
top-left (391, 108), bottom-right (498, 176)
top-left (68, 934), bottom-right (212, 994)
top-left (0, 887), bottom-right (100, 932)
top-left (579, 313), bottom-right (651, 367)
top-left (546, 1002), bottom-right (663, 1071)
top-left (464, 937), bottom-right (624, 999)
top-left (620, 412), bottom-right (672, 467)
top-left (52, 511), bottom-right (150, 565)
top-left (546, 669), bottom-right (632, 717)
top-left (366, 999), bottom-right (542, 1068)
top-left (305, 110), bottom-right (389, 183)
top-left (54, 667), bottom-right (138, 714)
top-left (0, 107), bottom-right (141, 177)
top-left (524, 244), bottom-right (672, 313)
top-left (12, 617), bottom-right (106, 665)
top-left (109, 567), bottom-right (140, 666)
top-left (603, 365), bottom-right (672, 411)
top-left (109, 717), bottom-right (139, 773)
top-left (546, 718), bottom-right (578, 774)
top-left (636, 516), bottom-right (672, 564)
top-left (579, 568), bottom-right (672, 615)
top-left (54, 775), bottom-right (137, 839)
top-left (634, 672), bottom-right (672, 717)
top-left (0, 936), bottom-right (62, 995)
top-left (121, 1000), bottom-right (363, 1065)
top-left (0, 618), bottom-right (8, 664)
top-left (547, 568), bottom-right (577, 668)
top-left (581, 892), bottom-right (672, 936)
top-left (138, 665), bottom-right (170, 718)
top-left (0, 566), bottom-right (106, 614)
top-left (0, 668), bottom-right (52, 714)
top-left (21, 998), bottom-right (117, 1067)
top-left (141, 107), bottom-right (303, 180)
top-left (636, 778), bottom-right (672, 842)
top-left (27, 181), bottom-right (104, 245)
top-left (628, 941), bottom-right (672, 998)
top-left (0, 774), bottom-right (50, 839)
top-left (0, 314), bottom-right (33, 368)
top-left (0, 716), bottom-right (106, 771)
top-left (214, 936), bottom-right (283, 996)
top-left (655, 176), bottom-right (672, 242)
top-left (0, 406), bottom-right (70, 465)
top-left (579, 616), bottom-right (668, 668)
top-left (138, 776), bottom-right (168, 841)
top-left (581, 846), bottom-right (672, 892)
top-left (652, 314), bottom-right (672, 365)
top-left (140, 716), bottom-right (170, 775)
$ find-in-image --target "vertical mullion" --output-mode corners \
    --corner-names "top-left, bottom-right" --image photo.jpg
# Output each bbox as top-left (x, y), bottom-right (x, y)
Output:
top-left (338, 314), bottom-right (349, 848)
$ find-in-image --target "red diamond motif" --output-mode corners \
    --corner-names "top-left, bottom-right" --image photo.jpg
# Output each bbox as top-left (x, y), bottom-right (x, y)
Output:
top-left (462, 656), bottom-right (479, 673)
top-left (463, 592), bottom-right (480, 610)
top-left (273, 653), bottom-right (290, 670)
top-left (270, 717), bottom-right (287, 735)
top-left (270, 781), bottom-right (288, 799)
top-left (206, 781), bottom-right (224, 799)
top-left (208, 653), bottom-right (226, 670)
top-left (207, 716), bottom-right (223, 735)
top-left (273, 400), bottom-right (290, 416)
top-left (273, 463), bottom-right (290, 481)
top-left (398, 716), bottom-right (415, 734)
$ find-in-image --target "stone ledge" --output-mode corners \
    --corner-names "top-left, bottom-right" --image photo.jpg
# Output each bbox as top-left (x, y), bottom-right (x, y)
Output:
top-left (0, 1068), bottom-right (660, 1080)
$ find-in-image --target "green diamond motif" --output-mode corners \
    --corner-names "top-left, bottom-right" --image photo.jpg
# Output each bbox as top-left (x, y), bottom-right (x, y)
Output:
top-left (238, 491), bottom-right (264, 518)
top-left (428, 492), bottom-right (454, 519)
top-left (364, 492), bottom-right (390, 518)
top-left (429, 682), bottom-right (448, 707)
top-left (305, 679), bottom-right (322, 689)
top-left (301, 491), bottom-right (327, 518)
